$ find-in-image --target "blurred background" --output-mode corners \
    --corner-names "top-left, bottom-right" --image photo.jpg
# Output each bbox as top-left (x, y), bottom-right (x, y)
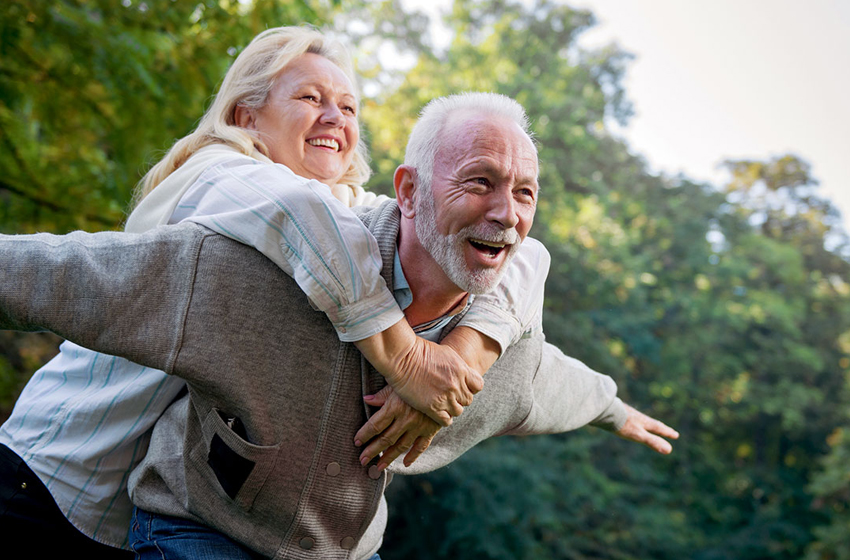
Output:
top-left (1, 1), bottom-right (848, 558)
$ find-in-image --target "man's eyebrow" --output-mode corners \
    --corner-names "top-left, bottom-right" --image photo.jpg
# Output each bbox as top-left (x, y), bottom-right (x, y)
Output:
top-left (458, 159), bottom-right (539, 187)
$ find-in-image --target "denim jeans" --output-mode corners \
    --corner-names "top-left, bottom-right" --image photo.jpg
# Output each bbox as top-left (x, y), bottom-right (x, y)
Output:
top-left (129, 507), bottom-right (381, 560)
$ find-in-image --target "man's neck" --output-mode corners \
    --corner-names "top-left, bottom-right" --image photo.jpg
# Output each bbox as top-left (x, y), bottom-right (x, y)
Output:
top-left (397, 223), bottom-right (468, 327)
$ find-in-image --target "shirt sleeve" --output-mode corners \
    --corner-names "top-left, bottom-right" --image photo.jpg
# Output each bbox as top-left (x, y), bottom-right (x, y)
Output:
top-left (170, 158), bottom-right (404, 342)
top-left (456, 237), bottom-right (550, 354)
top-left (507, 337), bottom-right (629, 435)
top-left (0, 225), bottom-right (207, 374)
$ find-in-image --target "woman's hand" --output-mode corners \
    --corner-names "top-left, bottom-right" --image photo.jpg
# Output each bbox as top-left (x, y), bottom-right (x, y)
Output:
top-left (355, 319), bottom-right (484, 426)
top-left (355, 386), bottom-right (441, 470)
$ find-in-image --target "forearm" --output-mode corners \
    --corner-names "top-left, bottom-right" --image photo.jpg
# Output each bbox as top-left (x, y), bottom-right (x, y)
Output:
top-left (175, 160), bottom-right (404, 342)
top-left (440, 326), bottom-right (501, 376)
top-left (511, 338), bottom-right (628, 435)
top-left (0, 224), bottom-right (202, 372)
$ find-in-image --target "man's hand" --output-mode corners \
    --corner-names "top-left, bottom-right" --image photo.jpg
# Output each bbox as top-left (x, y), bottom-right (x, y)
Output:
top-left (356, 386), bottom-right (440, 470)
top-left (356, 320), bottom-right (484, 426)
top-left (615, 403), bottom-right (679, 454)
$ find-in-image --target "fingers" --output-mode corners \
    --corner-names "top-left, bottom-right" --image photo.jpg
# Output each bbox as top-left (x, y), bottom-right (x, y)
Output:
top-left (362, 385), bottom-right (395, 407)
top-left (466, 369), bottom-right (485, 395)
top-left (432, 409), bottom-right (453, 427)
top-left (376, 431), bottom-right (418, 470)
top-left (359, 422), bottom-right (402, 465)
top-left (617, 404), bottom-right (679, 455)
top-left (647, 418), bottom-right (679, 440)
top-left (403, 435), bottom-right (434, 467)
top-left (642, 433), bottom-right (673, 455)
top-left (354, 405), bottom-right (394, 447)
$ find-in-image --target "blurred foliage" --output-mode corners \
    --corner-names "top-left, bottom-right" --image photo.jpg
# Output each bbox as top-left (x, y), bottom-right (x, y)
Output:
top-left (2, 0), bottom-right (850, 558)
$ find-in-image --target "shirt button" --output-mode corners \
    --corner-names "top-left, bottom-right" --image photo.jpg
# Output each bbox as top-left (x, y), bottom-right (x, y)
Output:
top-left (299, 537), bottom-right (315, 550)
top-left (326, 462), bottom-right (341, 477)
top-left (368, 465), bottom-right (381, 480)
top-left (338, 326), bottom-right (347, 334)
top-left (20, 482), bottom-right (27, 490)
top-left (340, 536), bottom-right (356, 550)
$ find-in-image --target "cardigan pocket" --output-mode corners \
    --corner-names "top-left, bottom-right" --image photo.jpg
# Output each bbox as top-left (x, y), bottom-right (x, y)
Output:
top-left (188, 408), bottom-right (279, 511)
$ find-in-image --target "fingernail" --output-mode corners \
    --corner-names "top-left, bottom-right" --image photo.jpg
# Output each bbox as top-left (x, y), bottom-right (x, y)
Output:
top-left (360, 456), bottom-right (368, 466)
top-left (354, 440), bottom-right (362, 447)
top-left (363, 395), bottom-right (375, 401)
top-left (378, 462), bottom-right (387, 471)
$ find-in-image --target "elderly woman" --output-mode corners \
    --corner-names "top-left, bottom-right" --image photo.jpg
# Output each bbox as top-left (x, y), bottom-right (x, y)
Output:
top-left (0, 26), bottom-right (542, 559)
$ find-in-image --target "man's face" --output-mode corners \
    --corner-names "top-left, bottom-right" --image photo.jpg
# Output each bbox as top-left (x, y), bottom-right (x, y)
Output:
top-left (414, 114), bottom-right (538, 294)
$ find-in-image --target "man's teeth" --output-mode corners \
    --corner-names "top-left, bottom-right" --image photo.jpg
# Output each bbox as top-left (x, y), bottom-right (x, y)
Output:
top-left (307, 138), bottom-right (339, 151)
top-left (471, 239), bottom-right (507, 248)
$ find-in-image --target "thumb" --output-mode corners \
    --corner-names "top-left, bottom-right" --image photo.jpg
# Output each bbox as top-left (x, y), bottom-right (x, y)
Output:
top-left (363, 385), bottom-right (394, 407)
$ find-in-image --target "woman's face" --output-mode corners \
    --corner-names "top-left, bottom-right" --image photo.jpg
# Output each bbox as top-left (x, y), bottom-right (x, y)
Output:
top-left (243, 53), bottom-right (359, 187)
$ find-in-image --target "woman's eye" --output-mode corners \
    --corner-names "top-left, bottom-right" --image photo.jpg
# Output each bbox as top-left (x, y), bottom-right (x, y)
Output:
top-left (301, 95), bottom-right (318, 102)
top-left (342, 105), bottom-right (356, 115)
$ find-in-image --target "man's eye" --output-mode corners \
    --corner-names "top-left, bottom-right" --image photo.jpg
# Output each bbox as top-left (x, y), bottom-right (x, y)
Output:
top-left (301, 95), bottom-right (318, 102)
top-left (342, 105), bottom-right (357, 115)
top-left (474, 177), bottom-right (489, 186)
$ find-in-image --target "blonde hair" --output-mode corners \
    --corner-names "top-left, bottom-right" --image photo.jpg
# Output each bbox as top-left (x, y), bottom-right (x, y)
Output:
top-left (133, 26), bottom-right (370, 206)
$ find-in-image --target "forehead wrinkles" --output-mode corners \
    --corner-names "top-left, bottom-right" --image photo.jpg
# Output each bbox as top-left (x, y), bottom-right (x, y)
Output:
top-left (271, 56), bottom-right (358, 103)
top-left (438, 124), bottom-right (538, 185)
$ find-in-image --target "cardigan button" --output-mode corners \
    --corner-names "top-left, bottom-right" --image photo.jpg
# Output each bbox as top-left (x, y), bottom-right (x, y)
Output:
top-left (340, 536), bottom-right (356, 550)
top-left (299, 537), bottom-right (315, 550)
top-left (326, 462), bottom-right (341, 477)
top-left (368, 465), bottom-right (381, 480)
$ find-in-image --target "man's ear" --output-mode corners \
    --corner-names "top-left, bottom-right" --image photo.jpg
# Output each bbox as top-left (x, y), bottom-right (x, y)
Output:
top-left (234, 104), bottom-right (257, 130)
top-left (394, 165), bottom-right (417, 218)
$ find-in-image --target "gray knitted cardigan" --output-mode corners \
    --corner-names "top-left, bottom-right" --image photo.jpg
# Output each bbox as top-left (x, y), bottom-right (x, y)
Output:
top-left (0, 201), bottom-right (627, 559)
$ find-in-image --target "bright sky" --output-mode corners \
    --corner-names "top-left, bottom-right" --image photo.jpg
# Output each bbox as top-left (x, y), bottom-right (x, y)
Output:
top-left (571, 0), bottom-right (850, 234)
top-left (402, 0), bottom-right (850, 234)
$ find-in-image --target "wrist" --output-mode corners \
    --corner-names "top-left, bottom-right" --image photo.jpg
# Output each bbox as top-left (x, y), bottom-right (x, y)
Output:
top-left (353, 318), bottom-right (417, 379)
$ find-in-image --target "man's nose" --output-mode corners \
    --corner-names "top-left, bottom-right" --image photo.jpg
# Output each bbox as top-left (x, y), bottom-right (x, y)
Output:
top-left (484, 189), bottom-right (519, 229)
top-left (319, 102), bottom-right (344, 127)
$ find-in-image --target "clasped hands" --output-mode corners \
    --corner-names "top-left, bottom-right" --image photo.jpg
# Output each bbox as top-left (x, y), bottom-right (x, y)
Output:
top-left (355, 333), bottom-right (482, 471)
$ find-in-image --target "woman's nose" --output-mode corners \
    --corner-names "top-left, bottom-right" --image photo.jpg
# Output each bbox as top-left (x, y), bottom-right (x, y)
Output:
top-left (319, 103), bottom-right (344, 127)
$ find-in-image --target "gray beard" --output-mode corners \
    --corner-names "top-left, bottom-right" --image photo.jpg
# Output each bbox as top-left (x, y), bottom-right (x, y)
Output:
top-left (414, 193), bottom-right (519, 294)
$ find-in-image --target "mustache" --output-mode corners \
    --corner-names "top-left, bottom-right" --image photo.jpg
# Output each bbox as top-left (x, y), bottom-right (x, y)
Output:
top-left (458, 223), bottom-right (520, 245)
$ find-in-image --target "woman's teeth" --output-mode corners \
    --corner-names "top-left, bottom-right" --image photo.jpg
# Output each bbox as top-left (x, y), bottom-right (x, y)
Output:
top-left (307, 138), bottom-right (339, 151)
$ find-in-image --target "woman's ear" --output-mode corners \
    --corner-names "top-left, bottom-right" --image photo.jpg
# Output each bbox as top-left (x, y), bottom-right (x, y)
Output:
top-left (234, 104), bottom-right (257, 130)
top-left (394, 165), bottom-right (418, 218)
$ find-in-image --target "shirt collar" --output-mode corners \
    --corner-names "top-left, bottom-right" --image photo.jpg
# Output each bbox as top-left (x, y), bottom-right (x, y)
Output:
top-left (391, 250), bottom-right (471, 339)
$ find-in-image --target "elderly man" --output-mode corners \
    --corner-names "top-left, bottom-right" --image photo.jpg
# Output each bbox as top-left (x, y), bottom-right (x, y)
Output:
top-left (0, 93), bottom-right (676, 559)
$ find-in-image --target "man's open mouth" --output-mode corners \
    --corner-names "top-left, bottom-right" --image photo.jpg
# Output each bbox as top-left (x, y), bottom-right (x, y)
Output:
top-left (469, 238), bottom-right (508, 258)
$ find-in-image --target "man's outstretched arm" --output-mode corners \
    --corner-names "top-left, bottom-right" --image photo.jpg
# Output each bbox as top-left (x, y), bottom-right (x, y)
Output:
top-left (0, 223), bottom-right (209, 372)
top-left (509, 339), bottom-right (679, 453)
